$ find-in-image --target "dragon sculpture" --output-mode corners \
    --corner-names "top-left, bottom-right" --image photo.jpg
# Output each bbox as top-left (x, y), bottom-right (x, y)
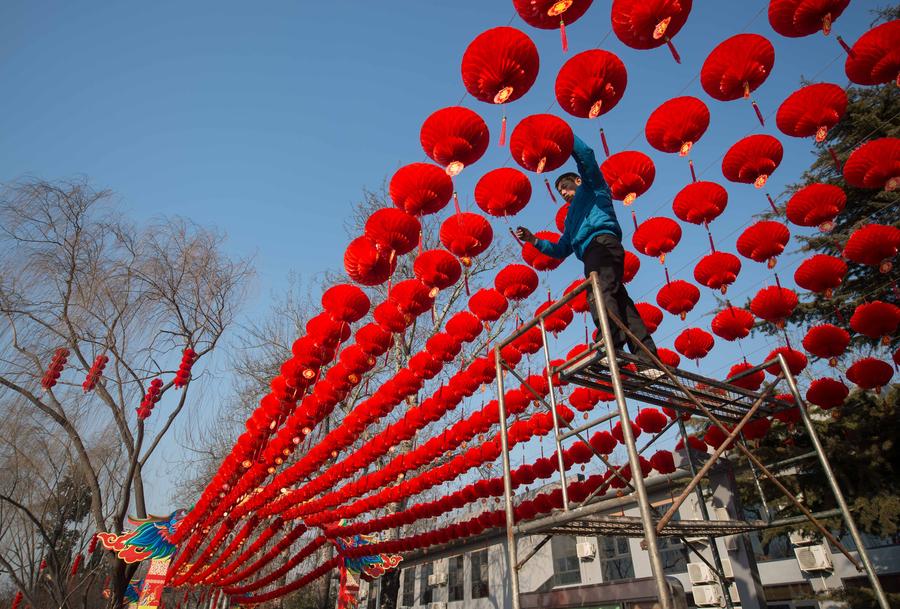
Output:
top-left (96, 509), bottom-right (187, 565)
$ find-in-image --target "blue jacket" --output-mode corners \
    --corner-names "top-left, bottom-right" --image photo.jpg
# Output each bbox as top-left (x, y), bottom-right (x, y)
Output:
top-left (533, 134), bottom-right (622, 261)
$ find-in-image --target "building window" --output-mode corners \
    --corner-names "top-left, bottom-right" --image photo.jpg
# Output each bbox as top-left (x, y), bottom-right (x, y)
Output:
top-left (419, 562), bottom-right (433, 604)
top-left (401, 567), bottom-right (415, 607)
top-left (656, 505), bottom-right (687, 574)
top-left (598, 536), bottom-right (634, 581)
top-left (470, 549), bottom-right (489, 599)
top-left (448, 555), bottom-right (465, 602)
top-left (551, 536), bottom-right (582, 586)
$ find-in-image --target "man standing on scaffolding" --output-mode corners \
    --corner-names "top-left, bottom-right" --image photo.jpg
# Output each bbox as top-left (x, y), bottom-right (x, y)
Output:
top-left (516, 133), bottom-right (661, 376)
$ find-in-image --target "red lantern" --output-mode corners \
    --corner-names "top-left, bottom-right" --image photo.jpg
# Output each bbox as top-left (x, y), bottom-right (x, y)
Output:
top-left (776, 83), bottom-right (847, 143)
top-left (389, 280), bottom-right (435, 317)
top-left (650, 449), bottom-right (676, 474)
top-left (645, 96), bottom-right (709, 156)
top-left (632, 217), bottom-right (681, 263)
top-left (446, 312), bottom-right (483, 343)
top-left (850, 301), bottom-right (900, 342)
top-left (656, 280), bottom-right (700, 320)
top-left (374, 301), bottom-right (411, 334)
top-left (344, 236), bottom-right (396, 286)
top-left (802, 324), bottom-right (849, 365)
top-left (426, 333), bottom-right (463, 363)
top-left (843, 224), bottom-right (900, 273)
top-left (41, 347), bottom-right (69, 390)
top-left (535, 300), bottom-right (574, 334)
top-left (322, 284), bottom-right (370, 324)
top-left (846, 357), bottom-right (894, 391)
top-left (674, 328), bottom-right (714, 361)
top-left (589, 430), bottom-right (617, 454)
top-left (712, 306), bottom-right (754, 341)
top-left (555, 204), bottom-right (569, 231)
top-left (509, 114), bottom-right (574, 174)
top-left (785, 183), bottom-right (846, 231)
top-left (83, 353), bottom-right (109, 392)
top-left (555, 50), bottom-right (628, 118)
top-left (414, 250), bottom-right (462, 293)
top-left (563, 279), bottom-right (589, 313)
top-left (769, 0), bottom-right (850, 37)
top-left (794, 254), bottom-right (846, 297)
top-left (512, 0), bottom-right (593, 51)
top-left (612, 420), bottom-right (642, 444)
top-left (355, 324), bottom-right (393, 356)
top-left (439, 213), bottom-right (493, 265)
top-left (701, 33), bottom-right (775, 102)
top-left (844, 20), bottom-right (900, 87)
top-left (750, 286), bottom-right (798, 328)
top-left (600, 151), bottom-right (656, 206)
top-left (736, 221), bottom-right (790, 268)
top-left (495, 264), bottom-right (539, 300)
top-left (420, 106), bottom-right (490, 176)
top-left (635, 408), bottom-right (668, 434)
top-left (365, 209), bottom-right (421, 257)
top-left (727, 361), bottom-right (764, 391)
top-left (474, 168), bottom-right (532, 217)
top-left (461, 27), bottom-right (540, 104)
top-left (722, 134), bottom-right (783, 189)
top-left (623, 251), bottom-right (641, 284)
top-left (842, 138), bottom-right (900, 191)
top-left (657, 347), bottom-right (681, 368)
top-left (672, 181), bottom-right (728, 225)
top-left (806, 378), bottom-right (849, 410)
top-left (694, 252), bottom-right (741, 294)
top-left (635, 302), bottom-right (663, 334)
top-left (743, 417), bottom-right (772, 441)
top-left (389, 163), bottom-right (453, 216)
top-left (522, 231), bottom-right (565, 271)
top-left (611, 0), bottom-right (692, 63)
top-left (469, 289), bottom-right (509, 322)
top-left (764, 347), bottom-right (808, 376)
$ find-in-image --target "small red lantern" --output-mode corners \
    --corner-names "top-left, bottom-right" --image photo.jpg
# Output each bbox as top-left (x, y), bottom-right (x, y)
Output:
top-left (794, 254), bottom-right (846, 296)
top-left (632, 217), bottom-right (681, 263)
top-left (522, 231), bottom-right (565, 271)
top-left (555, 203), bottom-right (569, 231)
top-left (674, 328), bottom-right (714, 361)
top-left (672, 181), bottom-right (728, 225)
top-left (843, 224), bottom-right (900, 273)
top-left (509, 114), bottom-right (574, 174)
top-left (806, 378), bottom-right (849, 410)
top-left (750, 286), bottom-right (798, 328)
top-left (802, 324), bottom-right (849, 365)
top-left (737, 221), bottom-right (790, 268)
top-left (420, 107), bottom-right (490, 176)
top-left (842, 138), bottom-right (900, 191)
top-left (776, 84), bottom-right (847, 143)
top-left (844, 20), bottom-right (900, 87)
top-left (656, 280), bottom-right (700, 320)
top-left (389, 163), bottom-right (453, 216)
top-left (769, 0), bottom-right (850, 37)
top-left (446, 311), bottom-right (483, 343)
top-left (657, 347), bottom-right (681, 368)
top-left (712, 307), bottom-right (754, 341)
top-left (727, 361), bottom-right (764, 390)
top-left (635, 408), bottom-right (668, 434)
top-left (563, 279), bottom-right (589, 313)
top-left (461, 27), bottom-right (540, 105)
top-left (601, 151), bottom-right (656, 206)
top-left (846, 357), bottom-right (894, 392)
top-left (535, 300), bottom-right (574, 334)
top-left (635, 302), bottom-right (663, 334)
top-left (555, 49), bottom-right (628, 118)
top-left (850, 301), bottom-right (900, 343)
top-left (694, 251), bottom-right (741, 294)
top-left (474, 168), bottom-right (532, 217)
top-left (495, 264), bottom-right (539, 301)
top-left (650, 449), bottom-right (676, 474)
top-left (389, 279), bottom-right (435, 318)
top-left (645, 96), bottom-right (709, 156)
top-left (722, 134), bottom-right (784, 189)
top-left (611, 0), bottom-right (693, 63)
top-left (624, 251), bottom-right (641, 283)
top-left (785, 183), bottom-right (846, 231)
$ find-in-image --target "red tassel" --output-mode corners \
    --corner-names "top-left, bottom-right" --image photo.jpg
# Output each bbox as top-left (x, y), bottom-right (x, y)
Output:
top-left (417, 231), bottom-right (423, 255)
top-left (453, 191), bottom-right (461, 215)
top-left (664, 267), bottom-right (671, 285)
top-left (689, 159), bottom-right (697, 183)
top-left (834, 306), bottom-right (845, 324)
top-left (560, 19), bottom-right (568, 52)
top-left (752, 100), bottom-right (765, 126)
top-left (499, 115), bottom-right (507, 147)
top-left (836, 35), bottom-right (853, 56)
top-left (600, 128), bottom-right (610, 157)
top-left (774, 273), bottom-right (782, 289)
top-left (544, 178), bottom-right (558, 203)
top-left (631, 209), bottom-right (638, 230)
top-left (464, 272), bottom-right (470, 296)
top-left (766, 193), bottom-right (778, 214)
top-left (828, 147), bottom-right (842, 170)
top-left (706, 226), bottom-right (716, 253)
top-left (665, 38), bottom-right (681, 64)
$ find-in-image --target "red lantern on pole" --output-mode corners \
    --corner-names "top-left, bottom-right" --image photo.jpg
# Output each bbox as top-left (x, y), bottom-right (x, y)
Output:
top-left (842, 138), bottom-right (900, 191)
top-left (601, 151), bottom-right (656, 206)
top-left (555, 50), bottom-right (628, 118)
top-left (513, 0), bottom-right (594, 51)
top-left (750, 286), bottom-right (799, 328)
top-left (474, 168), bottom-right (532, 217)
top-left (802, 324), bottom-right (850, 366)
top-left (420, 107), bottom-right (490, 176)
top-left (674, 328), bottom-right (714, 361)
top-left (461, 27), bottom-right (540, 105)
top-left (776, 84), bottom-right (847, 143)
top-left (850, 301), bottom-right (900, 343)
top-left (737, 221), bottom-right (790, 268)
top-left (843, 224), bottom-right (900, 273)
top-left (522, 231), bottom-right (565, 271)
top-left (769, 0), bottom-right (850, 37)
top-left (672, 181), bottom-right (728, 225)
top-left (509, 114), bottom-right (574, 174)
top-left (694, 252), bottom-right (741, 294)
top-left (794, 254), bottom-right (846, 297)
top-left (611, 0), bottom-right (693, 63)
top-left (722, 135), bottom-right (784, 189)
top-left (846, 357), bottom-right (894, 392)
top-left (785, 183), bottom-right (846, 231)
top-left (632, 217), bottom-right (681, 263)
top-left (495, 264), bottom-right (539, 301)
top-left (712, 306), bottom-right (754, 341)
top-left (389, 163), bottom-right (454, 216)
top-left (656, 280), bottom-right (700, 320)
top-left (844, 20), bottom-right (900, 87)
top-left (645, 96), bottom-right (710, 156)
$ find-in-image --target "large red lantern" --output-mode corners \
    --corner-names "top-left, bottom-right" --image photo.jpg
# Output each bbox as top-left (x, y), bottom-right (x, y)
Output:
top-left (645, 96), bottom-right (709, 156)
top-left (727, 361), bottom-right (764, 390)
top-left (844, 20), bottom-right (900, 87)
top-left (461, 27), bottom-right (540, 105)
top-left (769, 0), bottom-right (850, 37)
top-left (802, 324), bottom-right (849, 365)
top-left (785, 183), bottom-right (846, 231)
top-left (623, 251), bottom-right (640, 284)
top-left (850, 301), bottom-right (900, 343)
top-left (846, 357), bottom-right (894, 392)
top-left (635, 302), bottom-right (664, 334)
top-left (439, 213), bottom-right (493, 265)
top-left (632, 217), bottom-right (681, 263)
top-left (611, 0), bottom-right (693, 63)
top-left (474, 168), bottom-right (532, 217)
top-left (712, 306), bottom-right (754, 341)
top-left (322, 284), bottom-right (370, 324)
top-left (563, 279), bottom-right (589, 313)
top-left (522, 231), bottom-right (565, 271)
top-left (446, 311), bottom-right (483, 343)
top-left (776, 83), bottom-right (847, 143)
top-left (512, 0), bottom-right (594, 51)
top-left (509, 114), bottom-right (574, 173)
top-left (555, 50), bottom-right (628, 119)
top-left (389, 163), bottom-right (454, 216)
top-left (635, 408), bottom-right (668, 434)
top-left (806, 378), bottom-right (849, 410)
top-left (414, 249), bottom-right (462, 293)
top-left (344, 236), bottom-right (396, 286)
top-left (374, 300), bottom-right (412, 334)
top-left (535, 300), bottom-right (574, 334)
top-left (722, 135), bottom-right (783, 189)
top-left (843, 224), bottom-right (900, 273)
top-left (469, 289), bottom-right (509, 322)
top-left (794, 254), bottom-right (846, 297)
top-left (842, 138), bottom-right (900, 191)
top-left (355, 324), bottom-right (393, 356)
top-left (674, 328), bottom-right (714, 361)
top-left (495, 264), bottom-right (539, 300)
top-left (750, 286), bottom-right (798, 328)
top-left (672, 181), bottom-right (728, 225)
top-left (656, 280), bottom-right (700, 320)
top-left (365, 208), bottom-right (421, 261)
top-left (420, 107), bottom-right (490, 176)
top-left (694, 251), bottom-right (741, 294)
top-left (700, 34), bottom-right (775, 101)
top-left (600, 151), bottom-right (656, 205)
top-left (737, 221), bottom-right (790, 268)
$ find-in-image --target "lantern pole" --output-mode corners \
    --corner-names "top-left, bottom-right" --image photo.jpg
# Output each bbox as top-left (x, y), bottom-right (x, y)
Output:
top-left (494, 347), bottom-right (522, 609)
top-left (777, 354), bottom-right (890, 609)
top-left (539, 317), bottom-right (571, 511)
top-left (588, 271), bottom-right (673, 609)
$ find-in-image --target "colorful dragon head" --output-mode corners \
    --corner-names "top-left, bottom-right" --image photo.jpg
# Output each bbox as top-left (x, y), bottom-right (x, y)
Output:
top-left (97, 509), bottom-right (188, 564)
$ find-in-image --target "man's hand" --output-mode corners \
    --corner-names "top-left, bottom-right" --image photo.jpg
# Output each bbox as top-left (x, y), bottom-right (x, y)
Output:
top-left (515, 226), bottom-right (536, 244)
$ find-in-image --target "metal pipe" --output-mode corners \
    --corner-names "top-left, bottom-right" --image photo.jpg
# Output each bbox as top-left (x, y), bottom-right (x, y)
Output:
top-left (559, 410), bottom-right (620, 441)
top-left (540, 318), bottom-right (570, 511)
top-left (588, 271), bottom-right (672, 609)
top-left (496, 279), bottom-right (591, 349)
top-left (778, 354), bottom-right (890, 609)
top-left (494, 346), bottom-right (522, 609)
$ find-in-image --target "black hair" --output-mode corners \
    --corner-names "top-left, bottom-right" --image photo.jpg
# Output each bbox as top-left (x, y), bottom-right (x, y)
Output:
top-left (554, 172), bottom-right (581, 190)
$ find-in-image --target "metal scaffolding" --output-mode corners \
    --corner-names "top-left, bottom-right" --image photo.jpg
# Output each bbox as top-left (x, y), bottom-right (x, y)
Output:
top-left (491, 272), bottom-right (890, 609)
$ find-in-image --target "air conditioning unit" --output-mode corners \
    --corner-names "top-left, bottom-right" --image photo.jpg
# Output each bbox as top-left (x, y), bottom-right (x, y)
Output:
top-left (795, 544), bottom-right (833, 572)
top-left (429, 603), bottom-right (447, 609)
top-left (576, 541), bottom-right (596, 560)
top-left (726, 582), bottom-right (740, 604)
top-left (688, 562), bottom-right (717, 585)
top-left (789, 530), bottom-right (818, 546)
top-left (692, 584), bottom-right (723, 607)
top-left (428, 572), bottom-right (447, 586)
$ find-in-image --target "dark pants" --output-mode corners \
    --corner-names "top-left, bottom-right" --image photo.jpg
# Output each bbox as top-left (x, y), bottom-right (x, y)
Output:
top-left (583, 234), bottom-right (657, 358)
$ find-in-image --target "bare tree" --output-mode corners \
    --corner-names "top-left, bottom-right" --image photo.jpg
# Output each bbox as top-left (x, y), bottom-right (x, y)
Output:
top-left (0, 178), bottom-right (252, 608)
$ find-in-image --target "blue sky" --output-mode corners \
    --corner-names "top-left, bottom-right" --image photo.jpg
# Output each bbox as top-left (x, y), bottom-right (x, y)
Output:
top-left (1, 1), bottom-right (888, 508)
